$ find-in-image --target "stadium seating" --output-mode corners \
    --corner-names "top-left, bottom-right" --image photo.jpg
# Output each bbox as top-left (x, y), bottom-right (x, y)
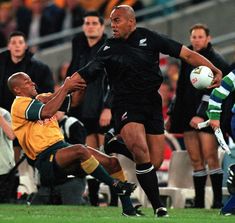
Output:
top-left (159, 150), bottom-right (195, 208)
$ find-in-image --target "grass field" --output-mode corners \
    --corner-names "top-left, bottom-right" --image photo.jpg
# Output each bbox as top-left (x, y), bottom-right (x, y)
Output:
top-left (0, 205), bottom-right (234, 223)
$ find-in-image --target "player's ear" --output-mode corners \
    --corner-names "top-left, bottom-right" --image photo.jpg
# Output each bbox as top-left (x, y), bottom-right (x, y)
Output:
top-left (13, 86), bottom-right (21, 95)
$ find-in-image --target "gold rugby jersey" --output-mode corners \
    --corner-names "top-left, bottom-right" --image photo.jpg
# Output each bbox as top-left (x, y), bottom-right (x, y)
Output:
top-left (11, 95), bottom-right (70, 160)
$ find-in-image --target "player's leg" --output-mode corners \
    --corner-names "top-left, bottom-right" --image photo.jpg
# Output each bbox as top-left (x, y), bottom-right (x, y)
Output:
top-left (86, 146), bottom-right (124, 174)
top-left (147, 134), bottom-right (165, 170)
top-left (121, 122), bottom-right (167, 217)
top-left (145, 111), bottom-right (168, 217)
top-left (86, 146), bottom-right (141, 216)
top-left (103, 129), bottom-right (133, 160)
top-left (55, 144), bottom-right (136, 195)
top-left (184, 131), bottom-right (207, 208)
top-left (86, 133), bottom-right (100, 206)
top-left (199, 132), bottom-right (223, 208)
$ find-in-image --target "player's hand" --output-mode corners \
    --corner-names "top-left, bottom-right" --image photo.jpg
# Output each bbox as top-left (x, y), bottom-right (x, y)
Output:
top-left (208, 69), bottom-right (222, 88)
top-left (63, 76), bottom-right (86, 92)
top-left (99, 108), bottom-right (112, 127)
top-left (190, 116), bottom-right (204, 129)
top-left (70, 72), bottom-right (87, 90)
top-left (209, 119), bottom-right (220, 130)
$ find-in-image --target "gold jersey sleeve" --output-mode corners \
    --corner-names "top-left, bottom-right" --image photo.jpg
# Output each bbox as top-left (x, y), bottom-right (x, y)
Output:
top-left (11, 97), bottom-right (64, 160)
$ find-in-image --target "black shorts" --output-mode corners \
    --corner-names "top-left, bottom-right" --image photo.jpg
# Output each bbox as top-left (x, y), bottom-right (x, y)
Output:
top-left (35, 141), bottom-right (86, 186)
top-left (113, 98), bottom-right (164, 135)
top-left (82, 118), bottom-right (111, 135)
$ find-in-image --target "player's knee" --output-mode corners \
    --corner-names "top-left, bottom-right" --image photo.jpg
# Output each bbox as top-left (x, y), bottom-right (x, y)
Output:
top-left (109, 156), bottom-right (121, 172)
top-left (189, 154), bottom-right (202, 167)
top-left (74, 144), bottom-right (90, 159)
top-left (205, 153), bottom-right (219, 167)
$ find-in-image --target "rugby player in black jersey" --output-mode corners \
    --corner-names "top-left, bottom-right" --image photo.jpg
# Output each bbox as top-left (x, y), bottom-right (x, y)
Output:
top-left (71, 5), bottom-right (222, 217)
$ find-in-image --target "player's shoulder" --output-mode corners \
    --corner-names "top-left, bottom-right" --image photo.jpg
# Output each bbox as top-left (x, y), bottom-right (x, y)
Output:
top-left (135, 27), bottom-right (163, 44)
top-left (136, 27), bottom-right (152, 34)
top-left (11, 96), bottom-right (33, 112)
top-left (136, 27), bottom-right (157, 37)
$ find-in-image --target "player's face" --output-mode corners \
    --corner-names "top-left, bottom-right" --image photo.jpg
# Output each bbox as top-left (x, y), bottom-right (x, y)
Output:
top-left (8, 36), bottom-right (27, 59)
top-left (190, 28), bottom-right (211, 52)
top-left (110, 9), bottom-right (134, 39)
top-left (17, 75), bottom-right (38, 97)
top-left (83, 16), bottom-right (104, 39)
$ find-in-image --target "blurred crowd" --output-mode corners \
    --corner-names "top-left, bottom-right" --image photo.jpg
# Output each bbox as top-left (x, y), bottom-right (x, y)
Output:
top-left (0, 0), bottom-right (209, 49)
top-left (0, 0), bottom-right (144, 49)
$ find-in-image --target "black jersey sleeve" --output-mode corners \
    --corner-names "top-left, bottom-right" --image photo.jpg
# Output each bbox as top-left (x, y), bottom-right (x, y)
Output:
top-left (153, 32), bottom-right (182, 58)
top-left (78, 43), bottom-right (109, 83)
top-left (59, 94), bottom-right (71, 113)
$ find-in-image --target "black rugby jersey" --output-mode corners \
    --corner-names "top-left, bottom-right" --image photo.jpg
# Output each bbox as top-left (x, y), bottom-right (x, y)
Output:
top-left (78, 27), bottom-right (182, 107)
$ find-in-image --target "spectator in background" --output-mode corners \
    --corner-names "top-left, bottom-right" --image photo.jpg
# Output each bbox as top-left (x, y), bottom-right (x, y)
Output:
top-left (0, 107), bottom-right (16, 203)
top-left (61, 0), bottom-right (85, 31)
top-left (164, 59), bottom-right (180, 94)
top-left (0, 31), bottom-right (54, 114)
top-left (76, 0), bottom-right (107, 12)
top-left (17, 0), bottom-right (54, 50)
top-left (12, 0), bottom-right (31, 36)
top-left (159, 80), bottom-right (173, 121)
top-left (169, 23), bottom-right (230, 208)
top-left (0, 2), bottom-right (17, 47)
top-left (67, 11), bottom-right (112, 207)
top-left (43, 0), bottom-right (64, 34)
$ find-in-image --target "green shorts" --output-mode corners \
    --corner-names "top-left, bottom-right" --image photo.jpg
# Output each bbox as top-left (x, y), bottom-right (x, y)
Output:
top-left (35, 141), bottom-right (70, 186)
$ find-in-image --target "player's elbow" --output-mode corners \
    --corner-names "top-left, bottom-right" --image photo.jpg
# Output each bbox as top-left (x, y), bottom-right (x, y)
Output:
top-left (179, 45), bottom-right (193, 61)
top-left (40, 108), bottom-right (55, 119)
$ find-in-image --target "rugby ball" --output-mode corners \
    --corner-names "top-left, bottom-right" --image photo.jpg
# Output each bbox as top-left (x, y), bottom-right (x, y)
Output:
top-left (190, 66), bottom-right (214, 90)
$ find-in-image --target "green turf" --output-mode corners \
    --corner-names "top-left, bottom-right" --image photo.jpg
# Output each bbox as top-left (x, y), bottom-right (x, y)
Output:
top-left (0, 205), bottom-right (234, 223)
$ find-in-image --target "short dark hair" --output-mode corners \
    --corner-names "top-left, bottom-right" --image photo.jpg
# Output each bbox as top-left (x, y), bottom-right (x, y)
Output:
top-left (83, 11), bottom-right (104, 25)
top-left (8, 31), bottom-right (26, 43)
top-left (189, 23), bottom-right (210, 36)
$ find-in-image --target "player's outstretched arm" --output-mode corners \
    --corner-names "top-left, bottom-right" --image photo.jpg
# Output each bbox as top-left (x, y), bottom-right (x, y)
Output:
top-left (41, 77), bottom-right (82, 119)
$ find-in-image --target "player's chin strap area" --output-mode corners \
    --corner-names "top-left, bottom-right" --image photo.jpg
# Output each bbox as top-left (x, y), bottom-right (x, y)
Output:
top-left (198, 120), bottom-right (232, 156)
